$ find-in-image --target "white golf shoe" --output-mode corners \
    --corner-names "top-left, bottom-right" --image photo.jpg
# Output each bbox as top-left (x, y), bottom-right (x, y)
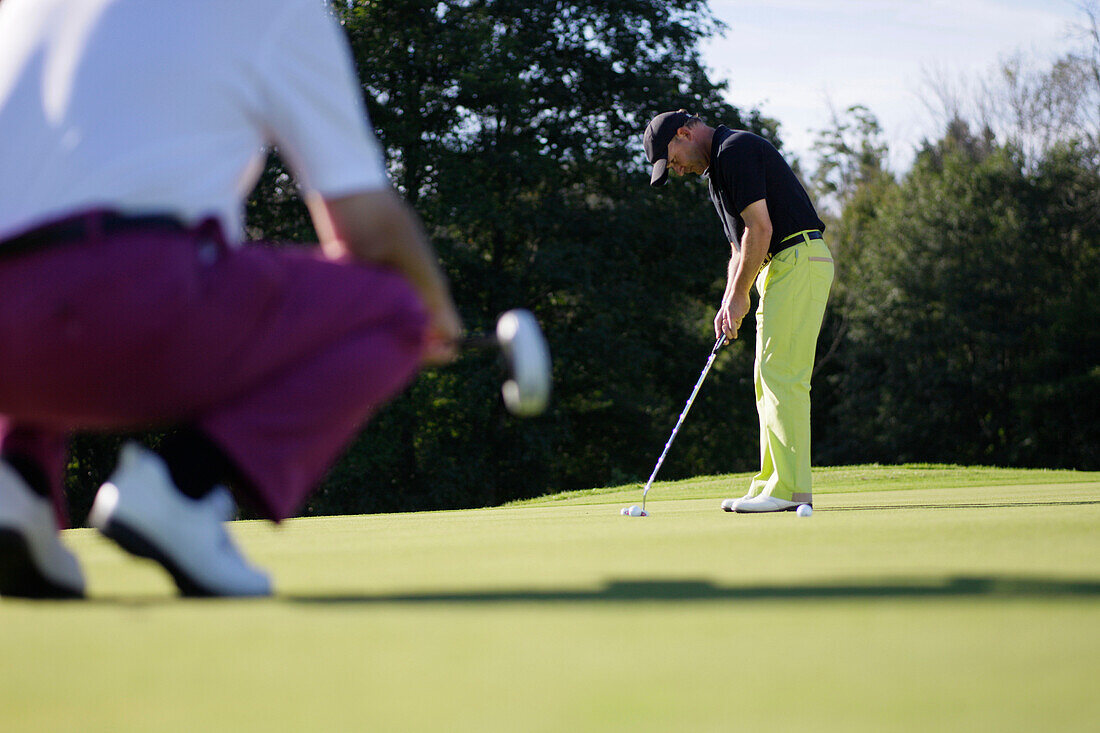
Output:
top-left (88, 442), bottom-right (271, 597)
top-left (0, 459), bottom-right (85, 598)
top-left (720, 493), bottom-right (754, 512)
top-left (733, 495), bottom-right (807, 513)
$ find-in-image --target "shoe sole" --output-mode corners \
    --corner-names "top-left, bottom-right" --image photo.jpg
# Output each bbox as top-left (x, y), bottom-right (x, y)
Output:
top-left (97, 517), bottom-right (214, 597)
top-left (0, 528), bottom-right (83, 599)
top-left (734, 503), bottom-right (812, 514)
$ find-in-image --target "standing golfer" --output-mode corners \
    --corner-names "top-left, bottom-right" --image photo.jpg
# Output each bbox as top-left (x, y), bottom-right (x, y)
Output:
top-left (0, 0), bottom-right (462, 598)
top-left (643, 110), bottom-right (833, 513)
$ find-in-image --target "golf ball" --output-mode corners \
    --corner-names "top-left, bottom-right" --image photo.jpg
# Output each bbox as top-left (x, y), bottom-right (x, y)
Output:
top-left (796, 504), bottom-right (813, 517)
top-left (628, 505), bottom-right (643, 517)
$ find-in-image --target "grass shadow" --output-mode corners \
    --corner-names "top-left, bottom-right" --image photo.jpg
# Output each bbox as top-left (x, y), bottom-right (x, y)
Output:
top-left (822, 500), bottom-right (1100, 512)
top-left (285, 575), bottom-right (1100, 606)
top-left (19, 574), bottom-right (1097, 606)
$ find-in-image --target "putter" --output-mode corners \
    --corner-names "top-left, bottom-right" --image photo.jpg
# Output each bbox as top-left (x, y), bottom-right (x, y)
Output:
top-left (627, 334), bottom-right (727, 515)
top-left (460, 309), bottom-right (551, 417)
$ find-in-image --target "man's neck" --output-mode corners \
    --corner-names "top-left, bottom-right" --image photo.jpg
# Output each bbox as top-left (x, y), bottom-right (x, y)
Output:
top-left (699, 124), bottom-right (716, 164)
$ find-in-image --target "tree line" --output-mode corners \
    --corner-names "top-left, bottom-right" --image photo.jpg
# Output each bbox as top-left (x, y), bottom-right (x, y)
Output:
top-left (63, 0), bottom-right (1099, 521)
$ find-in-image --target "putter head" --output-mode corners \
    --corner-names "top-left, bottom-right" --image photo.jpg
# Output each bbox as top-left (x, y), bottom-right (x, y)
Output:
top-left (495, 309), bottom-right (551, 416)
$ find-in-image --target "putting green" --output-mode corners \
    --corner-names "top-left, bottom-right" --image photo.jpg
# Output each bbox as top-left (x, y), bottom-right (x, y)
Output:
top-left (2, 465), bottom-right (1098, 732)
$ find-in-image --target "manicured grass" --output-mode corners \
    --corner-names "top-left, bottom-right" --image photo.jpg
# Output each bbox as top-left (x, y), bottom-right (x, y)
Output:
top-left (509, 463), bottom-right (1094, 506)
top-left (2, 465), bottom-right (1098, 732)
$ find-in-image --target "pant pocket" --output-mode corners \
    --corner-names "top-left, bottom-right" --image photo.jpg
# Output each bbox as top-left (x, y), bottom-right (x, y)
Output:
top-left (807, 246), bottom-right (834, 304)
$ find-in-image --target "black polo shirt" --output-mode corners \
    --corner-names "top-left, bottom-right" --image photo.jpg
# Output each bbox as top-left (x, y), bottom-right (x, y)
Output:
top-left (706, 126), bottom-right (825, 253)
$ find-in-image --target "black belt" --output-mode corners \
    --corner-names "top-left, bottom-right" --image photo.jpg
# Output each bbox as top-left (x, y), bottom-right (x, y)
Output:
top-left (763, 229), bottom-right (823, 266)
top-left (0, 212), bottom-right (185, 258)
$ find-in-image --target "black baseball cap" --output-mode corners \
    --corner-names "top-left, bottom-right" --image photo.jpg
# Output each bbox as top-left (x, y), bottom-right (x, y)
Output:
top-left (643, 110), bottom-right (692, 187)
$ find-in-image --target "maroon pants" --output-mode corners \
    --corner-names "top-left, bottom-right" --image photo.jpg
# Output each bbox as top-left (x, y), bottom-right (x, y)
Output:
top-left (0, 213), bottom-right (427, 525)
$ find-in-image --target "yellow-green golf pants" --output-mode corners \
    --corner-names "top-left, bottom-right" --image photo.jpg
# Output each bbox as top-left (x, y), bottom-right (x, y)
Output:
top-left (747, 235), bottom-right (834, 503)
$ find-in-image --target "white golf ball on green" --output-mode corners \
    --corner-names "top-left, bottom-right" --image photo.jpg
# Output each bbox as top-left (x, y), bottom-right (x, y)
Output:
top-left (796, 504), bottom-right (813, 517)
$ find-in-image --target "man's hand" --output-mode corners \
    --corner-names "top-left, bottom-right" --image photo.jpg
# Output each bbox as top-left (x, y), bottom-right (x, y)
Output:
top-left (421, 302), bottom-right (463, 366)
top-left (714, 291), bottom-right (751, 340)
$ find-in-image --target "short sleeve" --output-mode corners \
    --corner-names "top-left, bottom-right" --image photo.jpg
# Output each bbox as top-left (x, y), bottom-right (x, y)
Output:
top-left (252, 0), bottom-right (388, 196)
top-left (726, 136), bottom-right (767, 216)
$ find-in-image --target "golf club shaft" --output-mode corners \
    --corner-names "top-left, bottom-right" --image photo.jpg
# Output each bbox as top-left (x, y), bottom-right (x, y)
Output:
top-left (641, 334), bottom-right (726, 510)
top-left (460, 333), bottom-right (498, 350)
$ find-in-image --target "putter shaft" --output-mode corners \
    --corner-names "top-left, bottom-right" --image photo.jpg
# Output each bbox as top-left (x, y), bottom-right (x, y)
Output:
top-left (641, 335), bottom-right (726, 511)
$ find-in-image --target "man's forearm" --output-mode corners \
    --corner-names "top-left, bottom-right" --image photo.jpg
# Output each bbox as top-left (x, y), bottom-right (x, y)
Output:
top-left (730, 225), bottom-right (770, 298)
top-left (721, 245), bottom-right (740, 305)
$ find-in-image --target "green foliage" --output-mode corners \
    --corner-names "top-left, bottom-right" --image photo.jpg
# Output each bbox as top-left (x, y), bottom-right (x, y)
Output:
top-left (821, 119), bottom-right (1100, 469)
top-left (56, 0), bottom-right (770, 518)
top-left (811, 104), bottom-right (893, 212)
top-left (243, 0), bottom-right (773, 515)
top-left (59, 2), bottom-right (1100, 520)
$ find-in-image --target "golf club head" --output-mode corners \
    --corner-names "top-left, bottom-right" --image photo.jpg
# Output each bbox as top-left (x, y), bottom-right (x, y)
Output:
top-left (495, 309), bottom-right (551, 416)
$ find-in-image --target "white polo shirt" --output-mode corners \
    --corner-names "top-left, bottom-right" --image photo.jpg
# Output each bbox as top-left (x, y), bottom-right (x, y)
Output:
top-left (0, 0), bottom-right (389, 241)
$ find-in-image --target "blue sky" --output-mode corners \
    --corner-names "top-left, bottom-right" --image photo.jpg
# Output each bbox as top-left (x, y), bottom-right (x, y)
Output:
top-left (701, 0), bottom-right (1089, 171)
